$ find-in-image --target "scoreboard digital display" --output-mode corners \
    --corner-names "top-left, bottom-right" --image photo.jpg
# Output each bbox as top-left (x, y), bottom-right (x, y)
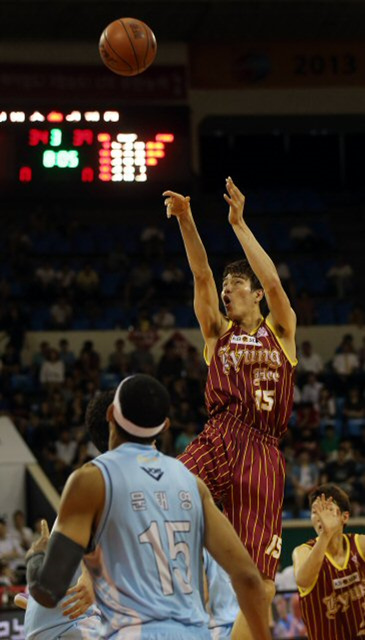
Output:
top-left (0, 106), bottom-right (190, 196)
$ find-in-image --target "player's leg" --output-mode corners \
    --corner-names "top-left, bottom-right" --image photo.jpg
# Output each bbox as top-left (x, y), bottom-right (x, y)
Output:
top-left (223, 431), bottom-right (285, 579)
top-left (231, 578), bottom-right (275, 640)
top-left (178, 418), bottom-right (232, 504)
top-left (225, 432), bottom-right (284, 640)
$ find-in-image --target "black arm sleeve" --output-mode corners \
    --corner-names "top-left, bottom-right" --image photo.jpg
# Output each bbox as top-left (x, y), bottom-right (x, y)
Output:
top-left (26, 532), bottom-right (85, 607)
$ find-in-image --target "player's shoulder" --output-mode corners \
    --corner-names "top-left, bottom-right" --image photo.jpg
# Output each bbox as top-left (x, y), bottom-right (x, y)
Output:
top-left (353, 533), bottom-right (365, 559)
top-left (64, 462), bottom-right (103, 494)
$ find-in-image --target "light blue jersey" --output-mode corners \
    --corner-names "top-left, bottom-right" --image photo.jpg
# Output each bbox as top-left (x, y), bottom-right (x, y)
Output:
top-left (203, 550), bottom-right (240, 640)
top-left (25, 566), bottom-right (102, 640)
top-left (85, 442), bottom-right (210, 639)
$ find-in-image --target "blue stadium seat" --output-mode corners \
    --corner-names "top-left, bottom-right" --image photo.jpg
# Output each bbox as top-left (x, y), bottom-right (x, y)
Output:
top-left (173, 306), bottom-right (197, 328)
top-left (334, 301), bottom-right (352, 324)
top-left (299, 510), bottom-right (311, 519)
top-left (30, 307), bottom-right (50, 330)
top-left (316, 301), bottom-right (335, 324)
top-left (100, 372), bottom-right (120, 390)
top-left (100, 273), bottom-right (121, 297)
top-left (10, 373), bottom-right (34, 393)
top-left (71, 317), bottom-right (91, 330)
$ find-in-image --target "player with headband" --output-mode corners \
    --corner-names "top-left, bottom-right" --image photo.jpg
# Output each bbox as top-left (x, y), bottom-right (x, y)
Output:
top-left (26, 373), bottom-right (271, 639)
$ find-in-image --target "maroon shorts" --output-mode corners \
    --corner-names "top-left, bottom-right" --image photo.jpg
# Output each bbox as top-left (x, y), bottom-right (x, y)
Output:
top-left (178, 412), bottom-right (285, 580)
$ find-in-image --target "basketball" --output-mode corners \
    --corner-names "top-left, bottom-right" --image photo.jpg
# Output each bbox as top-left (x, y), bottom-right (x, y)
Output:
top-left (99, 17), bottom-right (157, 76)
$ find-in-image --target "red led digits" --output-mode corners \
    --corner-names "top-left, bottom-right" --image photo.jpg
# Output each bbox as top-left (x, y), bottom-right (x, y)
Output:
top-left (81, 168), bottom-right (94, 182)
top-left (29, 129), bottom-right (49, 146)
top-left (19, 166), bottom-right (32, 182)
top-left (73, 129), bottom-right (94, 146)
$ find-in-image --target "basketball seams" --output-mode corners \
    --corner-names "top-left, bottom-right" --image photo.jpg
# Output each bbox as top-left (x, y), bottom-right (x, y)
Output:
top-left (119, 19), bottom-right (140, 73)
top-left (103, 30), bottom-right (133, 72)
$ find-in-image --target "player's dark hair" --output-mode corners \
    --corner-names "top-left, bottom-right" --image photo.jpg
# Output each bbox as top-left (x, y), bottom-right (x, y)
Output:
top-left (309, 483), bottom-right (351, 514)
top-left (85, 390), bottom-right (114, 454)
top-left (223, 259), bottom-right (262, 292)
top-left (114, 374), bottom-right (170, 445)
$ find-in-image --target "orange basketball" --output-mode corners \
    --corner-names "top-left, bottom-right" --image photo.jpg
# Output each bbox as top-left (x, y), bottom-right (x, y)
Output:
top-left (99, 17), bottom-right (157, 76)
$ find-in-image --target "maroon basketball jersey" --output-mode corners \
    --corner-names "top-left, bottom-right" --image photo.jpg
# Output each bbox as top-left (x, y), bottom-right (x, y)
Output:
top-left (299, 534), bottom-right (365, 639)
top-left (205, 317), bottom-right (296, 439)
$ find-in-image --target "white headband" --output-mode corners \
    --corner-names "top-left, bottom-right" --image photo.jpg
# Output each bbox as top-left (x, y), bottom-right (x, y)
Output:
top-left (112, 378), bottom-right (166, 438)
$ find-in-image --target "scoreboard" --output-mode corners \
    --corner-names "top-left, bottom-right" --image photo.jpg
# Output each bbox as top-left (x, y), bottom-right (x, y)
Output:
top-left (0, 106), bottom-right (190, 197)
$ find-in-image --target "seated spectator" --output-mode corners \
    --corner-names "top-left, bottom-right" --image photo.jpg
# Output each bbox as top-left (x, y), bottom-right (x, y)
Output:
top-left (276, 260), bottom-right (295, 300)
top-left (31, 340), bottom-right (50, 374)
top-left (297, 340), bottom-right (323, 379)
top-left (293, 427), bottom-right (321, 459)
top-left (78, 340), bottom-right (101, 372)
top-left (290, 223), bottom-right (317, 250)
top-left (1, 342), bottom-right (21, 378)
top-left (76, 263), bottom-right (100, 297)
top-left (358, 426), bottom-right (365, 460)
top-left (108, 338), bottom-right (130, 375)
top-left (171, 399), bottom-right (198, 432)
top-left (30, 517), bottom-right (44, 544)
top-left (358, 336), bottom-right (365, 370)
top-left (140, 224), bottom-right (165, 258)
top-left (55, 429), bottom-right (78, 467)
top-left (335, 333), bottom-right (356, 355)
top-left (58, 338), bottom-right (76, 373)
top-left (34, 260), bottom-right (57, 297)
top-left (128, 343), bottom-right (156, 376)
top-left (318, 387), bottom-right (336, 429)
top-left (291, 450), bottom-right (319, 516)
top-left (332, 341), bottom-right (360, 390)
top-left (295, 290), bottom-right (315, 326)
top-left (326, 256), bottom-right (354, 299)
top-left (1, 303), bottom-right (27, 353)
top-left (343, 387), bottom-right (365, 437)
top-left (158, 259), bottom-right (186, 303)
top-left (106, 242), bottom-right (129, 273)
top-left (10, 392), bottom-right (29, 422)
top-left (0, 559), bottom-right (13, 586)
top-left (55, 263), bottom-right (76, 296)
top-left (124, 261), bottom-right (154, 308)
top-left (9, 510), bottom-right (33, 551)
top-left (39, 348), bottom-right (65, 388)
top-left (128, 310), bottom-right (158, 351)
top-left (71, 440), bottom-right (94, 470)
top-left (301, 373), bottom-right (323, 408)
top-left (321, 445), bottom-right (356, 495)
top-left (320, 425), bottom-right (340, 461)
top-left (349, 305), bottom-right (365, 329)
top-left (0, 518), bottom-right (24, 573)
top-left (152, 305), bottom-right (176, 329)
top-left (49, 389), bottom-right (67, 418)
top-left (157, 340), bottom-right (184, 386)
top-left (296, 402), bottom-right (320, 434)
top-left (49, 297), bottom-right (73, 330)
top-left (174, 422), bottom-right (198, 456)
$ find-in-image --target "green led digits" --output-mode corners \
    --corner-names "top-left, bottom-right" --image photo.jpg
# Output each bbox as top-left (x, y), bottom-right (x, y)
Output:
top-left (50, 128), bottom-right (62, 146)
top-left (42, 150), bottom-right (79, 169)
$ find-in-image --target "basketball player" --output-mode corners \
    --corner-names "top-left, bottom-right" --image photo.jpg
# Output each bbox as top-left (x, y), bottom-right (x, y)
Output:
top-left (163, 177), bottom-right (297, 638)
top-left (293, 484), bottom-right (365, 639)
top-left (26, 374), bottom-right (271, 639)
top-left (203, 548), bottom-right (239, 639)
top-left (19, 391), bottom-right (114, 639)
